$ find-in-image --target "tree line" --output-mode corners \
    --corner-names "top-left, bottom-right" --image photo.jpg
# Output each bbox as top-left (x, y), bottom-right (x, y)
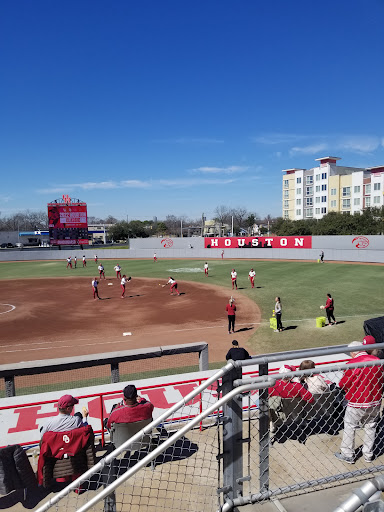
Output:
top-left (1, 206), bottom-right (383, 237)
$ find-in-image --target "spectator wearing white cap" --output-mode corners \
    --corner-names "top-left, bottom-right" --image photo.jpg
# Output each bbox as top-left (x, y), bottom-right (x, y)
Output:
top-left (40, 394), bottom-right (88, 436)
top-left (269, 365), bottom-right (314, 432)
top-left (334, 340), bottom-right (384, 464)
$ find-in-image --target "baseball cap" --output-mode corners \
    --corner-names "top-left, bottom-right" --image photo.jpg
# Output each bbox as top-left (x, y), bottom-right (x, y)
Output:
top-left (279, 364), bottom-right (296, 374)
top-left (363, 335), bottom-right (376, 345)
top-left (58, 395), bottom-right (79, 408)
top-left (348, 341), bottom-right (364, 350)
top-left (123, 385), bottom-right (137, 399)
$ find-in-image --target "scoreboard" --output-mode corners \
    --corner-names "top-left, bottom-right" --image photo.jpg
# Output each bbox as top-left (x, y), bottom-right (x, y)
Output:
top-left (48, 196), bottom-right (89, 246)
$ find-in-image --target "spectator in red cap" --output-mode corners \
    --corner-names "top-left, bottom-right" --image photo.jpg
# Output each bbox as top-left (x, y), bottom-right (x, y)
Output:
top-left (363, 335), bottom-right (381, 358)
top-left (335, 341), bottom-right (384, 464)
top-left (40, 394), bottom-right (88, 436)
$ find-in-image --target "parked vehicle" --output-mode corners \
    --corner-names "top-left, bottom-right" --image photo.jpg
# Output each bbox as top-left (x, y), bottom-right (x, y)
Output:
top-left (16, 243), bottom-right (24, 248)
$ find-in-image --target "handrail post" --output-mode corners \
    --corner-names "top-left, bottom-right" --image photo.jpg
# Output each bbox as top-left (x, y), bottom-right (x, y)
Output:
top-left (222, 365), bottom-right (243, 510)
top-left (5, 376), bottom-right (15, 397)
top-left (110, 363), bottom-right (119, 384)
top-left (258, 362), bottom-right (269, 492)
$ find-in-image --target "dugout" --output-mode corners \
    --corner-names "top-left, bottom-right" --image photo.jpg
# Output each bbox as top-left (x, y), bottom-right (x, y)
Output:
top-left (364, 316), bottom-right (384, 358)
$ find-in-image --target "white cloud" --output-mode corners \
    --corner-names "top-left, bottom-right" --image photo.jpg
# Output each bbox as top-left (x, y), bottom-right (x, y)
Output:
top-left (289, 143), bottom-right (328, 155)
top-left (191, 165), bottom-right (249, 174)
top-left (254, 132), bottom-right (384, 156)
top-left (0, 195), bottom-right (12, 203)
top-left (337, 136), bottom-right (381, 153)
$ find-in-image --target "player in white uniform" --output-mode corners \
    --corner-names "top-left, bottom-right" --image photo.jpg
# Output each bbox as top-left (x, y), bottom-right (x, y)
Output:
top-left (231, 269), bottom-right (238, 290)
top-left (98, 264), bottom-right (105, 279)
top-left (92, 278), bottom-right (100, 299)
top-left (248, 268), bottom-right (256, 288)
top-left (204, 262), bottom-right (209, 276)
top-left (167, 277), bottom-right (180, 296)
top-left (82, 255), bottom-right (87, 267)
top-left (120, 275), bottom-right (131, 298)
top-left (114, 264), bottom-right (122, 279)
top-left (66, 256), bottom-right (72, 269)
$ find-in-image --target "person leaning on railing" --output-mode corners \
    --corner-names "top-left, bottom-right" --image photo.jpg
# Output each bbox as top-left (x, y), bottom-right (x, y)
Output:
top-left (334, 340), bottom-right (384, 464)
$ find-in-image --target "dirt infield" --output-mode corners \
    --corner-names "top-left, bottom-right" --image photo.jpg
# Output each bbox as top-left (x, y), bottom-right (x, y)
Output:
top-left (0, 277), bottom-right (261, 365)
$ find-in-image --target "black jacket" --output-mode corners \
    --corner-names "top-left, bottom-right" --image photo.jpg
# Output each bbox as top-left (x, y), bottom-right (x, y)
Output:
top-left (0, 445), bottom-right (36, 495)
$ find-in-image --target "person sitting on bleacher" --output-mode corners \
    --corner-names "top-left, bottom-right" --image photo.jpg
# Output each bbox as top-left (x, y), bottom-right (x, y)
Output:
top-left (106, 385), bottom-right (154, 430)
top-left (299, 360), bottom-right (330, 394)
top-left (40, 395), bottom-right (88, 435)
top-left (269, 365), bottom-right (314, 402)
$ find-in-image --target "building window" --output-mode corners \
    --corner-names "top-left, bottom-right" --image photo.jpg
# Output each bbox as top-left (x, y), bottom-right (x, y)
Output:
top-left (306, 198), bottom-right (313, 207)
top-left (296, 198), bottom-right (301, 205)
top-left (316, 174), bottom-right (320, 181)
top-left (296, 177), bottom-right (301, 184)
top-left (374, 183), bottom-right (381, 191)
top-left (354, 185), bottom-right (360, 194)
top-left (322, 196), bottom-right (327, 203)
top-left (283, 179), bottom-right (289, 189)
top-left (315, 208), bottom-right (320, 214)
top-left (374, 196), bottom-right (380, 204)
top-left (296, 188), bottom-right (302, 195)
top-left (365, 184), bottom-right (371, 195)
top-left (296, 209), bottom-right (301, 216)
top-left (354, 198), bottom-right (360, 206)
top-left (306, 186), bottom-right (313, 195)
top-left (305, 208), bottom-right (313, 218)
top-left (331, 188), bottom-right (337, 196)
top-left (284, 200), bottom-right (289, 208)
top-left (321, 207), bottom-right (327, 214)
top-left (283, 210), bottom-right (289, 219)
top-left (306, 175), bottom-right (313, 185)
top-left (315, 185), bottom-right (320, 192)
top-left (322, 184), bottom-right (327, 191)
top-left (342, 199), bottom-right (351, 209)
top-left (315, 197), bottom-right (320, 204)
top-left (366, 197), bottom-right (371, 207)
top-left (322, 172), bottom-right (327, 179)
top-left (331, 200), bottom-right (337, 208)
top-left (284, 190), bottom-right (289, 199)
top-left (342, 187), bottom-right (351, 197)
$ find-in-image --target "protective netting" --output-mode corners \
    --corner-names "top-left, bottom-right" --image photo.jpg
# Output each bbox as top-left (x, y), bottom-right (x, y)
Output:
top-left (241, 364), bottom-right (384, 503)
top-left (0, 352), bottom-right (201, 397)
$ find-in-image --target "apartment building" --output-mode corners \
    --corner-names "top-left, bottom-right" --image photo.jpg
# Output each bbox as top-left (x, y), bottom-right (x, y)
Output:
top-left (282, 157), bottom-right (384, 220)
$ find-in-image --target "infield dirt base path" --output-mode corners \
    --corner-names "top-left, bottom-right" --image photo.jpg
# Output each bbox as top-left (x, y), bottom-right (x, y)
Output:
top-left (0, 277), bottom-right (261, 365)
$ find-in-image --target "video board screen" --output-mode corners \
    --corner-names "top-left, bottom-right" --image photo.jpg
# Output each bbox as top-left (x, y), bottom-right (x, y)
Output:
top-left (48, 202), bottom-right (89, 245)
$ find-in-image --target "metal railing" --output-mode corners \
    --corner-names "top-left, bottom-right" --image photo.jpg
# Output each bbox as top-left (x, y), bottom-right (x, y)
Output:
top-left (33, 342), bottom-right (384, 512)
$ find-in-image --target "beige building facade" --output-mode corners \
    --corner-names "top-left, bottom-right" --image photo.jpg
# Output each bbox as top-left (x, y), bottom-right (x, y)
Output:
top-left (282, 157), bottom-right (384, 220)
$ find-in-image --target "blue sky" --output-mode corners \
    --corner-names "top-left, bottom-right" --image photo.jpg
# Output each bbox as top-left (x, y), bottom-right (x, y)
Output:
top-left (1, 0), bottom-right (384, 221)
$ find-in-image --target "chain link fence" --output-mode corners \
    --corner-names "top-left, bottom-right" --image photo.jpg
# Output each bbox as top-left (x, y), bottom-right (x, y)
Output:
top-left (33, 343), bottom-right (384, 512)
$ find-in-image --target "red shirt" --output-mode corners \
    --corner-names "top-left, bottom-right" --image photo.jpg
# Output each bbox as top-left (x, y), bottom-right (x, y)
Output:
top-left (226, 304), bottom-right (236, 316)
top-left (339, 352), bottom-right (384, 408)
top-left (325, 297), bottom-right (334, 310)
top-left (269, 380), bottom-right (314, 402)
top-left (106, 399), bottom-right (154, 429)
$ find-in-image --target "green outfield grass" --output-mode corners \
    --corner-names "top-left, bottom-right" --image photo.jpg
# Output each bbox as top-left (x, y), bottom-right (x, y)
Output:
top-left (1, 258), bottom-right (383, 356)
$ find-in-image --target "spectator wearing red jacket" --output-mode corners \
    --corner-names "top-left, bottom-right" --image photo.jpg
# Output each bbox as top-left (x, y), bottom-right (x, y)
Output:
top-left (106, 385), bottom-right (154, 430)
top-left (335, 341), bottom-right (384, 464)
top-left (269, 365), bottom-right (314, 402)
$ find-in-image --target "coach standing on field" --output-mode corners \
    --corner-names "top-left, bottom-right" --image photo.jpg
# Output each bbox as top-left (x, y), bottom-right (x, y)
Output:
top-left (226, 298), bottom-right (236, 334)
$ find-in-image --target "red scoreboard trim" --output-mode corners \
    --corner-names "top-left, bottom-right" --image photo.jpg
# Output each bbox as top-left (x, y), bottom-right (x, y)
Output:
top-left (204, 236), bottom-right (312, 249)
